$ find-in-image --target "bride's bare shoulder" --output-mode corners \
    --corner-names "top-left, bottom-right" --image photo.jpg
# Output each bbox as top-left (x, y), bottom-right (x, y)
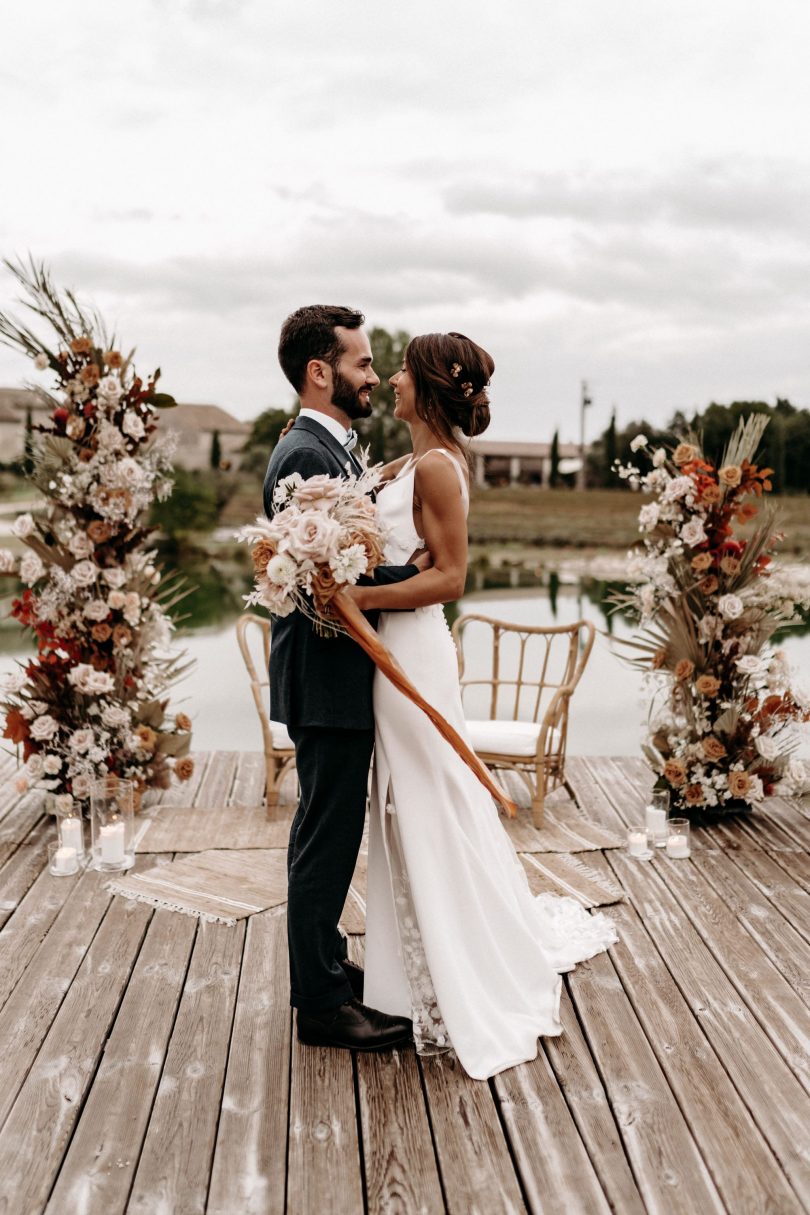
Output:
top-left (413, 449), bottom-right (469, 503)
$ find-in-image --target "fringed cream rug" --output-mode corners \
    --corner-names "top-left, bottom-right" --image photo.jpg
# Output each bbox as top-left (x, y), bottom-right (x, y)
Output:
top-left (107, 848), bottom-right (288, 925)
top-left (132, 802), bottom-right (293, 853)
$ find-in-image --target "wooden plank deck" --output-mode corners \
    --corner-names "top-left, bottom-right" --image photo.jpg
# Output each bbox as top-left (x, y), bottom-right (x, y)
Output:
top-left (0, 750), bottom-right (809, 1214)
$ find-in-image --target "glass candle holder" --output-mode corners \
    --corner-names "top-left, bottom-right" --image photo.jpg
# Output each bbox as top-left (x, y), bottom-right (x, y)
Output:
top-left (645, 789), bottom-right (670, 848)
top-left (48, 840), bottom-right (79, 876)
top-left (90, 776), bottom-right (135, 872)
top-left (49, 793), bottom-right (86, 865)
top-left (665, 817), bottom-right (691, 858)
top-left (626, 826), bottom-right (654, 860)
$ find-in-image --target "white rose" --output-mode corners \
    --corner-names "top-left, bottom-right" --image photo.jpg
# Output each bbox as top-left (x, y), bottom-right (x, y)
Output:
top-left (34, 352), bottom-right (49, 370)
top-left (30, 714), bottom-right (59, 741)
top-left (67, 664), bottom-right (115, 694)
top-left (53, 793), bottom-right (74, 815)
top-left (281, 510), bottom-right (342, 564)
top-left (27, 753), bottom-right (45, 778)
top-left (102, 568), bottom-right (127, 589)
top-left (12, 513), bottom-right (35, 538)
top-left (83, 599), bottom-right (110, 622)
top-left (639, 584), bottom-right (656, 617)
top-left (122, 412), bottom-right (145, 440)
top-left (0, 548), bottom-right (15, 573)
top-left (662, 476), bottom-right (693, 502)
top-left (68, 532), bottom-right (95, 558)
top-left (123, 591), bottom-right (141, 625)
top-left (786, 758), bottom-right (809, 790)
top-left (20, 552), bottom-right (45, 584)
top-left (72, 560), bottom-right (98, 587)
top-left (69, 728), bottom-right (94, 753)
top-left (630, 434), bottom-right (648, 452)
top-left (717, 594), bottom-right (744, 620)
top-left (88, 746), bottom-right (106, 764)
top-left (266, 554), bottom-right (298, 585)
top-left (71, 773), bottom-right (92, 798)
top-left (736, 655), bottom-right (768, 675)
top-left (681, 519), bottom-right (708, 547)
top-left (107, 590), bottom-right (126, 609)
top-left (1, 669), bottom-right (27, 694)
top-left (98, 374), bottom-right (122, 400)
top-left (101, 704), bottom-right (130, 728)
top-left (117, 457), bottom-right (143, 487)
top-left (652, 448), bottom-right (667, 467)
top-left (43, 754), bottom-right (62, 775)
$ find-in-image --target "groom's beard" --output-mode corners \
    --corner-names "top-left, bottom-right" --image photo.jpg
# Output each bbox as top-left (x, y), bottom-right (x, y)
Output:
top-left (332, 369), bottom-right (373, 420)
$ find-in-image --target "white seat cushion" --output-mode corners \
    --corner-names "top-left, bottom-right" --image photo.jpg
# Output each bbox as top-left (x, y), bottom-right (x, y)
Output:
top-left (466, 719), bottom-right (559, 758)
top-left (270, 720), bottom-right (294, 751)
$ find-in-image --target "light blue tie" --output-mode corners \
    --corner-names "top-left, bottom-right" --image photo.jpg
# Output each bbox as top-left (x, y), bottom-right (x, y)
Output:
top-left (344, 428), bottom-right (358, 452)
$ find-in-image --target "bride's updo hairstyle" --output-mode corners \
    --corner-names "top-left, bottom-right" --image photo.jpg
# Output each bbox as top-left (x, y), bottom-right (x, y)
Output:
top-left (405, 331), bottom-right (494, 449)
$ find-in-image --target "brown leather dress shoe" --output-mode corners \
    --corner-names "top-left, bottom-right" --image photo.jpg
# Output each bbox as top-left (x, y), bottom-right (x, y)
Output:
top-left (339, 958), bottom-right (364, 1000)
top-left (297, 998), bottom-right (413, 1052)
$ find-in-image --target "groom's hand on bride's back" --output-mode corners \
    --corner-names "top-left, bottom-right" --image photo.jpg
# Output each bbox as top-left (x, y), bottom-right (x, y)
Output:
top-left (410, 548), bottom-right (433, 572)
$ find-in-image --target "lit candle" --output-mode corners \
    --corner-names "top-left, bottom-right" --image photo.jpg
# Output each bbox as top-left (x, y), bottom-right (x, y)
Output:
top-left (645, 804), bottom-right (667, 843)
top-left (100, 821), bottom-right (126, 864)
top-left (628, 830), bottom-right (649, 857)
top-left (53, 845), bottom-right (78, 875)
top-left (666, 833), bottom-right (690, 858)
top-left (59, 816), bottom-right (84, 856)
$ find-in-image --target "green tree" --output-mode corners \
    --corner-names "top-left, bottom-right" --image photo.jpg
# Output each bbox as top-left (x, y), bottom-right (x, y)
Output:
top-left (23, 406), bottom-right (34, 476)
top-left (549, 429), bottom-right (560, 487)
top-left (356, 326), bottom-right (412, 464)
top-left (241, 406), bottom-right (296, 475)
top-left (151, 467), bottom-right (219, 536)
top-left (210, 428), bottom-right (222, 470)
top-left (604, 409), bottom-right (618, 485)
top-left (784, 411), bottom-right (810, 493)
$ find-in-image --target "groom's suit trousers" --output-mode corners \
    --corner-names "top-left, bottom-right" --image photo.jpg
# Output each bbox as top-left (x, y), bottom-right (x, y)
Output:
top-left (286, 724), bottom-right (374, 1012)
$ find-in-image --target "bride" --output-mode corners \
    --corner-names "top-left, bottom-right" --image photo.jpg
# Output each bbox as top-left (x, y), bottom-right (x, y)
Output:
top-left (343, 331), bottom-right (617, 1080)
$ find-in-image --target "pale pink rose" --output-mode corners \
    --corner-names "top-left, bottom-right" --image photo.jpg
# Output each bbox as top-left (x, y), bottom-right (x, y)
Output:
top-left (71, 773), bottom-right (92, 798)
top-left (293, 475), bottom-right (343, 511)
top-left (282, 510), bottom-right (342, 563)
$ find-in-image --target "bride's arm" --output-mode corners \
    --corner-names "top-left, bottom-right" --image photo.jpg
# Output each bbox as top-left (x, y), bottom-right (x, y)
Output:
top-left (344, 455), bottom-right (467, 610)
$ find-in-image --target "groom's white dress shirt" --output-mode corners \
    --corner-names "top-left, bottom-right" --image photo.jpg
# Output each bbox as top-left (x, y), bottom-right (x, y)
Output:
top-left (298, 408), bottom-right (352, 447)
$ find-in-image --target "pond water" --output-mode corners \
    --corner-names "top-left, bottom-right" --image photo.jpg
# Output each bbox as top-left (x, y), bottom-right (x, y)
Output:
top-left (2, 558), bottom-right (809, 759)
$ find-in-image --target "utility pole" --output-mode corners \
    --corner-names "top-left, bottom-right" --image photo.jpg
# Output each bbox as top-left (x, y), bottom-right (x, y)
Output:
top-left (577, 380), bottom-right (592, 490)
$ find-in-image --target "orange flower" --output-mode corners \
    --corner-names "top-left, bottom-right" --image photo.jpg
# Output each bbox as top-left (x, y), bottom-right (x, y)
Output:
top-left (664, 759), bottom-right (687, 787)
top-left (176, 712), bottom-right (192, 731)
top-left (175, 756), bottom-right (195, 781)
top-left (87, 520), bottom-right (113, 544)
top-left (684, 783), bottom-right (705, 805)
top-left (91, 623), bottom-right (112, 642)
top-left (311, 566), bottom-right (339, 607)
top-left (79, 447), bottom-right (95, 463)
top-left (134, 725), bottom-right (157, 752)
top-left (696, 674), bottom-right (721, 697)
top-left (702, 735), bottom-right (727, 760)
top-left (699, 575), bottom-right (719, 594)
top-left (673, 443), bottom-right (700, 466)
top-left (674, 658), bottom-right (694, 680)
top-left (691, 552), bottom-right (713, 572)
top-left (113, 625), bottom-right (132, 647)
top-left (80, 362), bottom-right (100, 385)
top-left (720, 556), bottom-right (741, 576)
top-left (701, 483), bottom-right (722, 505)
top-left (651, 649), bottom-right (668, 670)
top-left (104, 350), bottom-right (123, 368)
top-left (251, 540), bottom-right (277, 574)
top-left (735, 502), bottom-right (758, 523)
top-left (70, 336), bottom-right (93, 354)
top-left (728, 771), bottom-right (751, 797)
top-left (718, 464), bottom-right (742, 487)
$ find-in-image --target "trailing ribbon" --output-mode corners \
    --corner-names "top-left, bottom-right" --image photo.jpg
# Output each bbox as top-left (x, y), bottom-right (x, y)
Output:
top-left (331, 589), bottom-right (516, 817)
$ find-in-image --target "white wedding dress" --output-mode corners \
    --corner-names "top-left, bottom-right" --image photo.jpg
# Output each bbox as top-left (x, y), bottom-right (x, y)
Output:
top-left (363, 449), bottom-right (618, 1080)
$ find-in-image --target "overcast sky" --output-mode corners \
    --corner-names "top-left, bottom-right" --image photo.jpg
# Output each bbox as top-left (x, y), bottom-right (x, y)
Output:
top-left (2, 1), bottom-right (809, 443)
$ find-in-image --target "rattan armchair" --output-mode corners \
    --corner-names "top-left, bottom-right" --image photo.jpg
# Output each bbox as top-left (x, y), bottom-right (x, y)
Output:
top-left (236, 613), bottom-right (297, 818)
top-left (451, 613), bottom-right (595, 828)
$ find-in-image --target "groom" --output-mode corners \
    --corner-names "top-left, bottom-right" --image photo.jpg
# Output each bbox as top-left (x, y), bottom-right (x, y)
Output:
top-left (263, 305), bottom-right (422, 1051)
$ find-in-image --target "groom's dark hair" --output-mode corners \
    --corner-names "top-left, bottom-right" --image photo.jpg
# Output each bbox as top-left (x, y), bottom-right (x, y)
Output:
top-left (278, 305), bottom-right (365, 393)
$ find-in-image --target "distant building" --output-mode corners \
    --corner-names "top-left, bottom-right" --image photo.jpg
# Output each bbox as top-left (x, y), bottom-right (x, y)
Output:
top-left (0, 389), bottom-right (48, 463)
top-left (164, 404), bottom-right (251, 470)
top-left (467, 437), bottom-right (581, 487)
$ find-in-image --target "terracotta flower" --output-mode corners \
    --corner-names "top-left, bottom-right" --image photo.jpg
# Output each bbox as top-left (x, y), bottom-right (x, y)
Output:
top-left (134, 724), bottom-right (157, 752)
top-left (87, 520), bottom-right (113, 544)
top-left (70, 336), bottom-right (93, 354)
top-left (696, 674), bottom-right (721, 697)
top-left (664, 759), bottom-right (688, 787)
top-left (651, 649), bottom-right (667, 670)
top-left (252, 539), bottom-right (277, 574)
top-left (311, 566), bottom-right (339, 607)
top-left (113, 625), bottom-right (132, 647)
top-left (718, 464), bottom-right (742, 487)
top-left (684, 783), bottom-right (705, 805)
top-left (104, 350), bottom-right (123, 368)
top-left (735, 502), bottom-right (758, 523)
top-left (91, 623), bottom-right (112, 642)
top-left (702, 735), bottom-right (727, 760)
top-left (691, 552), bottom-right (713, 572)
top-left (80, 362), bottom-right (100, 386)
top-left (700, 575), bottom-right (719, 595)
top-left (674, 658), bottom-right (694, 680)
top-left (175, 757), bottom-right (195, 781)
top-left (176, 712), bottom-right (192, 732)
top-left (720, 556), bottom-right (741, 576)
top-left (700, 483), bottom-right (722, 505)
top-left (728, 771), bottom-right (751, 797)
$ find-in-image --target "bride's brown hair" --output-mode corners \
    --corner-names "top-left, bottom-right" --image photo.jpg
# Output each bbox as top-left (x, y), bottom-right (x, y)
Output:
top-left (405, 331), bottom-right (494, 452)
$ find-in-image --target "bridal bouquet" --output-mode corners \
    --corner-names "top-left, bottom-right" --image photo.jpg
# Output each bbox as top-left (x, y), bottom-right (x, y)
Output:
top-left (0, 259), bottom-right (194, 809)
top-left (613, 414), bottom-right (810, 814)
top-left (238, 461), bottom-right (516, 815)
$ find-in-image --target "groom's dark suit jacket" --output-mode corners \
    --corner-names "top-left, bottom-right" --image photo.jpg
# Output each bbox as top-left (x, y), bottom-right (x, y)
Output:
top-left (262, 415), bottom-right (416, 730)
